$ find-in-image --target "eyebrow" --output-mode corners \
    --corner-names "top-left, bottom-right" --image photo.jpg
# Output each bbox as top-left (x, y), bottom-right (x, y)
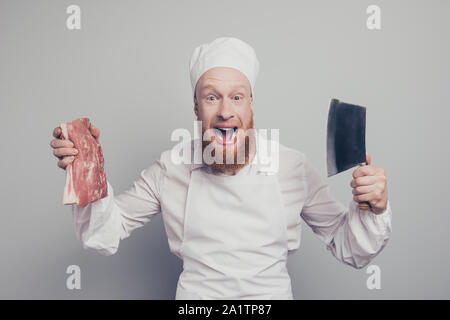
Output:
top-left (199, 84), bottom-right (247, 94)
top-left (199, 85), bottom-right (218, 93)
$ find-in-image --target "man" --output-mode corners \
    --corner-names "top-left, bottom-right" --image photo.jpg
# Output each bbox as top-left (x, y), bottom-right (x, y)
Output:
top-left (50, 37), bottom-right (391, 299)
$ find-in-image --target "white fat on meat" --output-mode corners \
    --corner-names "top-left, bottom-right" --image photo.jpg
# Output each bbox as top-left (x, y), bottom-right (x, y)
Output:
top-left (60, 122), bottom-right (78, 205)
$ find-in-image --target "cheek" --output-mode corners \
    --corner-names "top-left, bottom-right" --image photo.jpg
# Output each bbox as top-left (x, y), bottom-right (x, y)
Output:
top-left (239, 106), bottom-right (253, 125)
top-left (196, 105), bottom-right (214, 125)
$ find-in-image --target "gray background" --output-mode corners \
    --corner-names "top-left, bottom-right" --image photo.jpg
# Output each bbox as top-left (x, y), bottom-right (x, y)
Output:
top-left (1, 0), bottom-right (449, 299)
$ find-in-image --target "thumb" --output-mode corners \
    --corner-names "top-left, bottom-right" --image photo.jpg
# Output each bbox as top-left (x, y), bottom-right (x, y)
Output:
top-left (366, 152), bottom-right (371, 165)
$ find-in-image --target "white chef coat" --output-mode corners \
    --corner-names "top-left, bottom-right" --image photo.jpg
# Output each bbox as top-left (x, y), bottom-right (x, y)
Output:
top-left (71, 133), bottom-right (392, 295)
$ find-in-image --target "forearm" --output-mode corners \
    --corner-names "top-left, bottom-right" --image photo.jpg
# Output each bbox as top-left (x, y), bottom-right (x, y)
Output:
top-left (72, 181), bottom-right (126, 256)
top-left (327, 200), bottom-right (392, 269)
top-left (71, 163), bottom-right (163, 255)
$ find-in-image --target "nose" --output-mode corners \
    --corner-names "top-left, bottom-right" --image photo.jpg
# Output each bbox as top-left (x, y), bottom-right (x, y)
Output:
top-left (217, 98), bottom-right (234, 121)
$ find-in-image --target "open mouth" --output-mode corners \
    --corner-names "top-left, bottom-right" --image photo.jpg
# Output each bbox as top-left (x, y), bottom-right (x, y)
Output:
top-left (213, 126), bottom-right (238, 145)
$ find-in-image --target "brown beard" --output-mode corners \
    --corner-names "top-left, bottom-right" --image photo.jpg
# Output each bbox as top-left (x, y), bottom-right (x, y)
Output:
top-left (201, 117), bottom-right (255, 175)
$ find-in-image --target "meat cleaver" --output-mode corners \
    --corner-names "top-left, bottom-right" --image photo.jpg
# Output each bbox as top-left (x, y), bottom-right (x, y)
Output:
top-left (326, 98), bottom-right (371, 210)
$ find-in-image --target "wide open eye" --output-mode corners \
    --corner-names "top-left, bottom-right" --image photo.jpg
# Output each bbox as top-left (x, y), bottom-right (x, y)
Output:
top-left (207, 96), bottom-right (216, 101)
top-left (233, 96), bottom-right (241, 101)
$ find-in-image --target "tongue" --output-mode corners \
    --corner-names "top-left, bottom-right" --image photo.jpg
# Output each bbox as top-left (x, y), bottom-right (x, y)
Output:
top-left (214, 128), bottom-right (234, 144)
top-left (214, 128), bottom-right (224, 144)
top-left (225, 129), bottom-right (233, 141)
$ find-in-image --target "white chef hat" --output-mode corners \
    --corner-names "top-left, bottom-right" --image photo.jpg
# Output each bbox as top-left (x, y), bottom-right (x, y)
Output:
top-left (189, 37), bottom-right (260, 100)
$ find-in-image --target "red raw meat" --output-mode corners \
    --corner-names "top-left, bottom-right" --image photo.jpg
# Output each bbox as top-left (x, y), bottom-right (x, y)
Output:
top-left (60, 118), bottom-right (108, 207)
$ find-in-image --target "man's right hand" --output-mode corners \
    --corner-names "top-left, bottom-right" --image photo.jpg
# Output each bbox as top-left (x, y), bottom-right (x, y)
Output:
top-left (50, 123), bottom-right (101, 170)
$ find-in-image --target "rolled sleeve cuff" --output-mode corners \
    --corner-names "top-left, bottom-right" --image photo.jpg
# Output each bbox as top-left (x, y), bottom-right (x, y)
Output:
top-left (356, 200), bottom-right (392, 235)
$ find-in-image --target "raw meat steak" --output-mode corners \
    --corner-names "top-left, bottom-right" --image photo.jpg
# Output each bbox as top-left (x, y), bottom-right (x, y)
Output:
top-left (60, 118), bottom-right (107, 207)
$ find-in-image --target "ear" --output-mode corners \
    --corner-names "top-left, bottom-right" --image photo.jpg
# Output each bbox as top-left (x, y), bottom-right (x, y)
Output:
top-left (194, 96), bottom-right (199, 117)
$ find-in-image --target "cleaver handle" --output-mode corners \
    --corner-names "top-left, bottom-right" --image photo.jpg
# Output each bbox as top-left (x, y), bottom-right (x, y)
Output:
top-left (358, 163), bottom-right (372, 211)
top-left (359, 202), bottom-right (372, 211)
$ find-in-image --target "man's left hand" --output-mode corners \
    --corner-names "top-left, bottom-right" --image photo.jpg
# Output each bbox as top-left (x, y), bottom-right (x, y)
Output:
top-left (350, 153), bottom-right (388, 215)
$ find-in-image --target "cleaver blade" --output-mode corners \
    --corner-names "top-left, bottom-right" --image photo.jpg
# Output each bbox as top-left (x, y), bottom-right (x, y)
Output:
top-left (327, 98), bottom-right (367, 177)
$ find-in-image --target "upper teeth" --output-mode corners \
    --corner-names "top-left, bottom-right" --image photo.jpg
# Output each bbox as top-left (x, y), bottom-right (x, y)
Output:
top-left (216, 127), bottom-right (236, 131)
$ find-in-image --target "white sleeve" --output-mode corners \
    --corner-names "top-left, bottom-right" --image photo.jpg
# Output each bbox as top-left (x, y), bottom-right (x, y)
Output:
top-left (71, 160), bottom-right (165, 256)
top-left (300, 157), bottom-right (392, 269)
